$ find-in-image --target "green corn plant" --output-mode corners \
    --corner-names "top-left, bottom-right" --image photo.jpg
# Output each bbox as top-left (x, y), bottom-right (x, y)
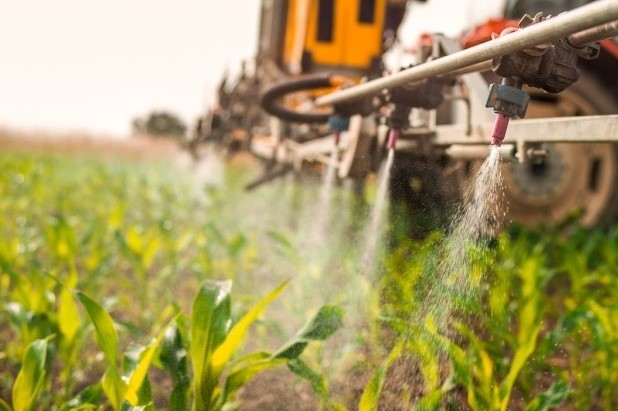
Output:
top-left (53, 270), bottom-right (89, 401)
top-left (114, 225), bottom-right (160, 314)
top-left (2, 337), bottom-right (52, 411)
top-left (1, 264), bottom-right (58, 364)
top-left (159, 278), bottom-right (344, 411)
top-left (358, 341), bottom-right (404, 411)
top-left (75, 290), bottom-right (169, 410)
top-left (378, 231), bottom-right (571, 411)
top-left (439, 247), bottom-right (555, 410)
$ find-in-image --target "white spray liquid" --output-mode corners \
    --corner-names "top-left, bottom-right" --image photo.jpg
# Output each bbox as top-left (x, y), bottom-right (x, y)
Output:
top-left (361, 148), bottom-right (395, 276)
top-left (425, 145), bottom-right (505, 330)
top-left (308, 144), bottom-right (339, 248)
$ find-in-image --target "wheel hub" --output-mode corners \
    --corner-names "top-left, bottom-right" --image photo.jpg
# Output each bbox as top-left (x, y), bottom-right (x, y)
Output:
top-left (508, 143), bottom-right (567, 202)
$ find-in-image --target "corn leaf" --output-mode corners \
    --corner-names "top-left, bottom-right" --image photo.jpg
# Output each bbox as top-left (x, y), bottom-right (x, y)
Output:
top-left (524, 380), bottom-right (570, 411)
top-left (274, 305), bottom-right (344, 359)
top-left (0, 398), bottom-right (12, 411)
top-left (211, 280), bottom-right (288, 372)
top-left (76, 291), bottom-right (118, 367)
top-left (119, 404), bottom-right (151, 411)
top-left (413, 389), bottom-right (443, 411)
top-left (58, 271), bottom-right (80, 343)
top-left (102, 366), bottom-right (127, 411)
top-left (219, 353), bottom-right (285, 406)
top-left (12, 338), bottom-right (49, 411)
top-left (287, 359), bottom-right (329, 401)
top-left (125, 318), bottom-right (174, 406)
top-left (499, 257), bottom-right (544, 410)
top-left (190, 280), bottom-right (232, 411)
top-left (159, 322), bottom-right (190, 411)
top-left (76, 291), bottom-right (127, 410)
top-left (415, 376), bottom-right (455, 411)
top-left (358, 341), bottom-right (403, 411)
top-left (59, 383), bottom-right (103, 410)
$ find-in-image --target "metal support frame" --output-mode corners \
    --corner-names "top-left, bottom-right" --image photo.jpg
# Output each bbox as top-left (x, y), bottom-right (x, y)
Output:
top-left (250, 1), bottom-right (618, 168)
top-left (433, 115), bottom-right (618, 145)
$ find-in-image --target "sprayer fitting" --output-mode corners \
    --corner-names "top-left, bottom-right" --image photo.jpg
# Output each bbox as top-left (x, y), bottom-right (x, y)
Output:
top-left (486, 77), bottom-right (529, 146)
top-left (387, 129), bottom-right (399, 150)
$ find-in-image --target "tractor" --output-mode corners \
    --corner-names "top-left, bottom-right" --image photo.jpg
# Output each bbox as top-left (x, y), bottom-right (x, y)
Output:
top-left (193, 0), bottom-right (618, 230)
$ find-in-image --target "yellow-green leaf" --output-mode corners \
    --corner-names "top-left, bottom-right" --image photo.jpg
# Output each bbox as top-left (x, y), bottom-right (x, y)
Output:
top-left (58, 271), bottom-right (80, 343)
top-left (190, 280), bottom-right (232, 411)
top-left (211, 280), bottom-right (288, 372)
top-left (12, 338), bottom-right (49, 411)
top-left (125, 318), bottom-right (175, 406)
top-left (359, 341), bottom-right (403, 411)
top-left (76, 291), bottom-right (118, 368)
top-left (102, 366), bottom-right (127, 411)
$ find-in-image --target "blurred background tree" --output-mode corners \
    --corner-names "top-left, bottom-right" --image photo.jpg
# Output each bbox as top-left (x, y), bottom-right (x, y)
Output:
top-left (132, 110), bottom-right (187, 139)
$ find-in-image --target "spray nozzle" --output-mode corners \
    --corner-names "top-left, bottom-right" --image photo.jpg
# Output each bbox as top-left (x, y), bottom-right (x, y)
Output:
top-left (387, 128), bottom-right (399, 150)
top-left (491, 113), bottom-right (510, 146)
top-left (328, 114), bottom-right (349, 147)
top-left (485, 78), bottom-right (529, 146)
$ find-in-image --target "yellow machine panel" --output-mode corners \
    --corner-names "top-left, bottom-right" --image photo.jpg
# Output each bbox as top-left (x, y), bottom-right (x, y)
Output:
top-left (283, 0), bottom-right (387, 74)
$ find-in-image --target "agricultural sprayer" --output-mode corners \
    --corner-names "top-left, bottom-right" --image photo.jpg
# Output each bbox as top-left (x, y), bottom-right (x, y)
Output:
top-left (193, 0), bottom-right (618, 229)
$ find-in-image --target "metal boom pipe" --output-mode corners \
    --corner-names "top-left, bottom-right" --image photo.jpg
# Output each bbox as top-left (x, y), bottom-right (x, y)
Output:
top-left (315, 0), bottom-right (618, 107)
top-left (568, 19), bottom-right (618, 46)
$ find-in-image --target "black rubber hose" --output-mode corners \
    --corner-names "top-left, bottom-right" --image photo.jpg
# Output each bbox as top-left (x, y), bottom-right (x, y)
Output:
top-left (260, 74), bottom-right (334, 123)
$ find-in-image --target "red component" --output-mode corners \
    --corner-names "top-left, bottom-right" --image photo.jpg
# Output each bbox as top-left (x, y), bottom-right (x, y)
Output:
top-left (491, 113), bottom-right (510, 146)
top-left (460, 18), bottom-right (519, 49)
top-left (387, 128), bottom-right (399, 150)
top-left (600, 39), bottom-right (618, 59)
top-left (419, 33), bottom-right (433, 47)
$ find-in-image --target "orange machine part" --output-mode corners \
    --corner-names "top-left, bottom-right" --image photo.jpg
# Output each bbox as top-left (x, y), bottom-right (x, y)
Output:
top-left (460, 18), bottom-right (519, 49)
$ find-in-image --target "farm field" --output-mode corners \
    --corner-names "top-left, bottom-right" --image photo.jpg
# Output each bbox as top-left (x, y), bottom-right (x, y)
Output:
top-left (1, 138), bottom-right (618, 410)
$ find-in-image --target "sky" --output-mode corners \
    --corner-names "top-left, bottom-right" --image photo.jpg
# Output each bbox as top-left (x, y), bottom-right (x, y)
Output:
top-left (0, 0), bottom-right (503, 137)
top-left (0, 1), bottom-right (261, 137)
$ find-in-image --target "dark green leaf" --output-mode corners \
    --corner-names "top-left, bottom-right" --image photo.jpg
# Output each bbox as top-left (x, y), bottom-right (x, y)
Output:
top-left (274, 306), bottom-right (343, 359)
top-left (287, 359), bottom-right (329, 400)
top-left (60, 383), bottom-right (103, 410)
top-left (524, 380), bottom-right (570, 411)
top-left (0, 398), bottom-right (12, 411)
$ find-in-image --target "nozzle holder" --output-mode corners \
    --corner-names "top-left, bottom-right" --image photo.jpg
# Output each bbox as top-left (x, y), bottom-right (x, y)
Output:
top-left (491, 12), bottom-right (598, 94)
top-left (388, 77), bottom-right (445, 110)
top-left (485, 83), bottom-right (529, 118)
top-left (328, 114), bottom-right (350, 133)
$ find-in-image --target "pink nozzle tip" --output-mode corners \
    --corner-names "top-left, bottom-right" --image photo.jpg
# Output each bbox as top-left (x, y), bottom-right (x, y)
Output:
top-left (491, 113), bottom-right (510, 146)
top-left (334, 132), bottom-right (340, 146)
top-left (387, 129), bottom-right (399, 150)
